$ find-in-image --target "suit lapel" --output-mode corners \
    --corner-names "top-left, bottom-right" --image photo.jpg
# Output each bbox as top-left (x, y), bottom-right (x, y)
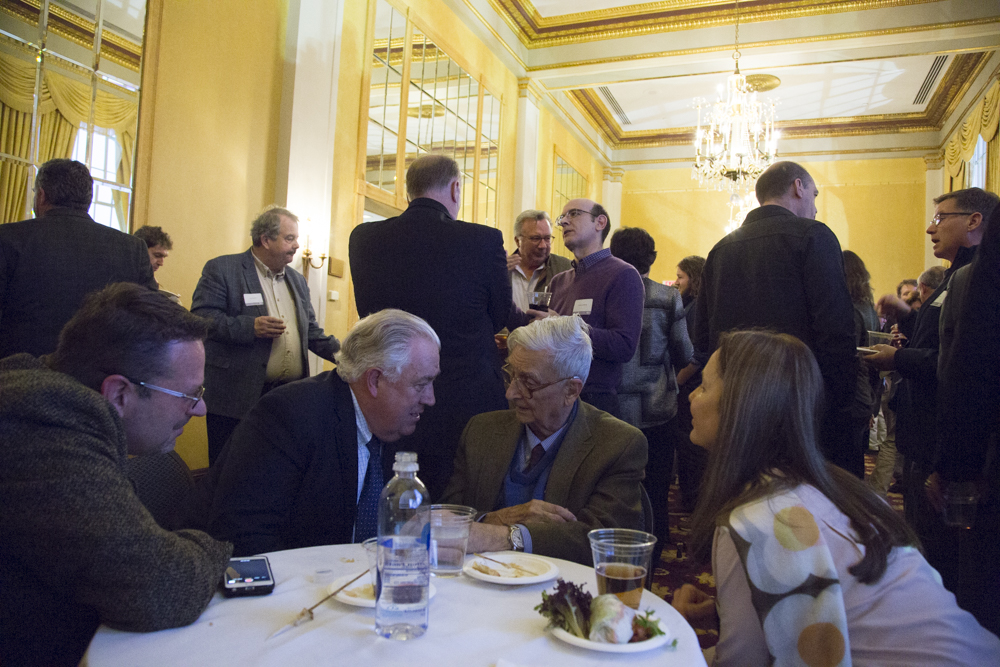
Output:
top-left (331, 378), bottom-right (361, 516)
top-left (545, 403), bottom-right (594, 506)
top-left (478, 413), bottom-right (523, 510)
top-left (241, 250), bottom-right (268, 317)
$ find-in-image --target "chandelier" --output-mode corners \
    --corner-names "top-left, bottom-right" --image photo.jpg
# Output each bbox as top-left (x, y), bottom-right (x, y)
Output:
top-left (692, 0), bottom-right (779, 197)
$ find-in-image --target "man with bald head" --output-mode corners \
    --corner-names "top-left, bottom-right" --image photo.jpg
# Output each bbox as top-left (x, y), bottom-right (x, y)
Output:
top-left (693, 161), bottom-right (858, 474)
top-left (532, 198), bottom-right (643, 418)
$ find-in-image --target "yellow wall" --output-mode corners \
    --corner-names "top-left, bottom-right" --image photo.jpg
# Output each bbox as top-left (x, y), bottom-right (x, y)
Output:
top-left (137, 0), bottom-right (289, 468)
top-left (621, 158), bottom-right (928, 298)
top-left (535, 105), bottom-right (605, 258)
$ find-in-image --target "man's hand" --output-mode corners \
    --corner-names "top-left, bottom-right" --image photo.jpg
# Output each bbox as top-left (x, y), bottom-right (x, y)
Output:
top-left (254, 316), bottom-right (286, 338)
top-left (863, 344), bottom-right (897, 371)
top-left (507, 253), bottom-right (521, 271)
top-left (877, 294), bottom-right (911, 320)
top-left (466, 523), bottom-right (514, 553)
top-left (671, 584), bottom-right (718, 628)
top-left (529, 308), bottom-right (558, 322)
top-left (482, 499), bottom-right (576, 526)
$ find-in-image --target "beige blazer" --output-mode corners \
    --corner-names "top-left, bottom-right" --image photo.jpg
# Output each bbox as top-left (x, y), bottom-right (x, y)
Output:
top-left (440, 401), bottom-right (647, 564)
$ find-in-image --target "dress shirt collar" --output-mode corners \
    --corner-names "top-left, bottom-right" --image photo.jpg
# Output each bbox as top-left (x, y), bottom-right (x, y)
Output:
top-left (251, 248), bottom-right (285, 280)
top-left (348, 387), bottom-right (373, 447)
top-left (571, 247), bottom-right (611, 272)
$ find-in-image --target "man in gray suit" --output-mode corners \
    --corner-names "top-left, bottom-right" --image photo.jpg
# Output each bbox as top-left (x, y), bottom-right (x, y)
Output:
top-left (191, 206), bottom-right (340, 463)
top-left (441, 315), bottom-right (647, 565)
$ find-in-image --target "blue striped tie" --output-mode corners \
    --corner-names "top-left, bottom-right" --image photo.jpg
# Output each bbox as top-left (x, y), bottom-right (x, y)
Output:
top-left (355, 437), bottom-right (383, 542)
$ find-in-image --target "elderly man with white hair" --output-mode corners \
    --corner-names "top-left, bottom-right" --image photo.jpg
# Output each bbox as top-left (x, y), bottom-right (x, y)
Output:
top-left (441, 315), bottom-right (647, 565)
top-left (208, 309), bottom-right (440, 556)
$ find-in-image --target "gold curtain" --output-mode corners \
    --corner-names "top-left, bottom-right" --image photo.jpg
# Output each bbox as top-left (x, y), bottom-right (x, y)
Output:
top-left (944, 79), bottom-right (1000, 180)
top-left (0, 50), bottom-right (137, 224)
top-left (987, 131), bottom-right (999, 196)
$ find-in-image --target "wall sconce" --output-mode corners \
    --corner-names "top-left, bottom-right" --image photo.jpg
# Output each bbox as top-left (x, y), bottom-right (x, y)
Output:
top-left (300, 223), bottom-right (327, 279)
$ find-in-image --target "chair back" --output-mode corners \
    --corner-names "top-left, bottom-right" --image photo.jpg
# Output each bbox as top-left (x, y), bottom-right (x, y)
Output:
top-left (126, 451), bottom-right (195, 530)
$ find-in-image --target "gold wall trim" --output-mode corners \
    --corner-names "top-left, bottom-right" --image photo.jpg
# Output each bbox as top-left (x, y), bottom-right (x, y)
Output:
top-left (548, 92), bottom-right (611, 164)
top-left (491, 0), bottom-right (939, 50)
top-left (569, 52), bottom-right (992, 150)
top-left (525, 16), bottom-right (1000, 71)
top-left (2, 0), bottom-right (142, 71)
top-left (457, 0), bottom-right (527, 71)
top-left (611, 145), bottom-right (942, 167)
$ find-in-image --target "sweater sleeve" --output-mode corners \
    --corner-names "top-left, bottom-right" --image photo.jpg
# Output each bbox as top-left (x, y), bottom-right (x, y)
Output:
top-left (588, 266), bottom-right (644, 364)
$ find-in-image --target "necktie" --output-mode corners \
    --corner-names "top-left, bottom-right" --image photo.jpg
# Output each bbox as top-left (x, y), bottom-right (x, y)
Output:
top-left (525, 443), bottom-right (545, 473)
top-left (355, 437), bottom-right (383, 542)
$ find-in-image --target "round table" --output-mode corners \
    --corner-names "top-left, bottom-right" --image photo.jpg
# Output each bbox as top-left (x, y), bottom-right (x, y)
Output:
top-left (86, 544), bottom-right (707, 666)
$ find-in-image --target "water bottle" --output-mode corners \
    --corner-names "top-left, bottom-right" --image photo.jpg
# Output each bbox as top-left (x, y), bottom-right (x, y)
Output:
top-left (375, 451), bottom-right (430, 640)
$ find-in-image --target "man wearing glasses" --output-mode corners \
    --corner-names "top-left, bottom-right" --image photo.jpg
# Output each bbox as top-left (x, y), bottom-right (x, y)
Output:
top-left (0, 283), bottom-right (231, 666)
top-left (507, 209), bottom-right (572, 312)
top-left (441, 316), bottom-right (646, 565)
top-left (530, 198), bottom-right (643, 419)
top-left (867, 187), bottom-right (998, 597)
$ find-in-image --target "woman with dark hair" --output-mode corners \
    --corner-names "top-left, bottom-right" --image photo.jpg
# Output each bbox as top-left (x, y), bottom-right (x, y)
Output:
top-left (843, 250), bottom-right (881, 478)
top-left (674, 255), bottom-right (707, 511)
top-left (610, 228), bottom-right (693, 563)
top-left (671, 331), bottom-right (999, 666)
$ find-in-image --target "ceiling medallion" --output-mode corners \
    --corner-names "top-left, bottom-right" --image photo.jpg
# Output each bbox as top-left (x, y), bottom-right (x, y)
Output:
top-left (692, 0), bottom-right (779, 201)
top-left (407, 104), bottom-right (446, 119)
top-left (745, 74), bottom-right (781, 92)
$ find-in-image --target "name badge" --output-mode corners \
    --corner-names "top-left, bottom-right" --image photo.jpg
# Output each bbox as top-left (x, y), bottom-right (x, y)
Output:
top-left (244, 293), bottom-right (264, 307)
top-left (572, 298), bottom-right (593, 316)
top-left (930, 290), bottom-right (947, 308)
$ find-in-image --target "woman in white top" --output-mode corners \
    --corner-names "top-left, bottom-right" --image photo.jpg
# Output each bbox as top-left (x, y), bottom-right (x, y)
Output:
top-left (671, 330), bottom-right (999, 666)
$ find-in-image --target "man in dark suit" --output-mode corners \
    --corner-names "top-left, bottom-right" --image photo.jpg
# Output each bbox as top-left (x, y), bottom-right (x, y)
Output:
top-left (0, 159), bottom-right (155, 359)
top-left (207, 309), bottom-right (440, 556)
top-left (441, 316), bottom-right (647, 565)
top-left (191, 206), bottom-right (340, 464)
top-left (693, 161), bottom-right (858, 474)
top-left (349, 155), bottom-right (510, 500)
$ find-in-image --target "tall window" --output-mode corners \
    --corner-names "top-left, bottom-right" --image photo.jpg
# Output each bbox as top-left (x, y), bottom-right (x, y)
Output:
top-left (551, 155), bottom-right (587, 258)
top-left (0, 1), bottom-right (144, 226)
top-left (968, 135), bottom-right (987, 189)
top-left (363, 0), bottom-right (502, 227)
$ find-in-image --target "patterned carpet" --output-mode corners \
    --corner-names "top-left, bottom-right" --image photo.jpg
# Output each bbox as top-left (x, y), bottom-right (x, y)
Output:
top-left (649, 452), bottom-right (903, 649)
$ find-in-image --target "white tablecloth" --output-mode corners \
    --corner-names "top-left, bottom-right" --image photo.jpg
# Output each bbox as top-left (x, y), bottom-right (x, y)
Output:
top-left (86, 544), bottom-right (707, 666)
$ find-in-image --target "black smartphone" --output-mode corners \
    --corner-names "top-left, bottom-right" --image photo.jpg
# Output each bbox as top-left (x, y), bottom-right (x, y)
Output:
top-left (222, 556), bottom-right (275, 597)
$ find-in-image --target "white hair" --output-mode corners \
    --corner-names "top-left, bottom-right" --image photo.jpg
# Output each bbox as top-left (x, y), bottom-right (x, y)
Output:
top-left (514, 209), bottom-right (550, 238)
top-left (507, 315), bottom-right (591, 383)
top-left (336, 309), bottom-right (440, 383)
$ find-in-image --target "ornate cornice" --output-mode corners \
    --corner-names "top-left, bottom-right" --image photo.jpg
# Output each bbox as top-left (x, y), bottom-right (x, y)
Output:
top-left (923, 152), bottom-right (945, 170)
top-left (603, 167), bottom-right (625, 182)
top-left (1, 0), bottom-right (142, 72)
top-left (569, 51), bottom-right (993, 150)
top-left (490, 0), bottom-right (939, 50)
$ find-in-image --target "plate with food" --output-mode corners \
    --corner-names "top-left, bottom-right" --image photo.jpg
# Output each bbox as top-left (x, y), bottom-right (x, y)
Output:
top-left (537, 579), bottom-right (675, 653)
top-left (327, 575), bottom-right (437, 608)
top-left (462, 553), bottom-right (558, 585)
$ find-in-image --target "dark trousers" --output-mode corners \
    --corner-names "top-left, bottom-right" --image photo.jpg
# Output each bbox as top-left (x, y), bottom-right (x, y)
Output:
top-left (580, 391), bottom-right (620, 420)
top-left (674, 384), bottom-right (708, 512)
top-left (642, 419), bottom-right (678, 565)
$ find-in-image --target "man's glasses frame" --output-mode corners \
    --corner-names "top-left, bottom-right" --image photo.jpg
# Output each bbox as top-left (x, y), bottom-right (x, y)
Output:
top-left (556, 209), bottom-right (596, 225)
top-left (928, 211), bottom-right (974, 227)
top-left (520, 234), bottom-right (554, 243)
top-left (127, 377), bottom-right (205, 408)
top-left (502, 364), bottom-right (580, 399)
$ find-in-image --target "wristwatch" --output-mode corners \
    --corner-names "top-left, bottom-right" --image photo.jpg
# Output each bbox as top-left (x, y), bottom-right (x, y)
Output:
top-left (508, 524), bottom-right (524, 552)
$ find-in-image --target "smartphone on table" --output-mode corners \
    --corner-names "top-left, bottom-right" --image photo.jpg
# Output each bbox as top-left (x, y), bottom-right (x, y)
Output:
top-left (222, 556), bottom-right (275, 597)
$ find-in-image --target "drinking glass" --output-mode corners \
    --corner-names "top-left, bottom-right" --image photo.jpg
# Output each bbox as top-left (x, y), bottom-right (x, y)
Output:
top-left (588, 528), bottom-right (656, 609)
top-left (528, 291), bottom-right (552, 312)
top-left (429, 504), bottom-right (476, 577)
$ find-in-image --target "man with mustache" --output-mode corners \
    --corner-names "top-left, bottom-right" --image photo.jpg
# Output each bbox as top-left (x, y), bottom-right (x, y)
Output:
top-left (208, 309), bottom-right (440, 556)
top-left (192, 206), bottom-right (340, 464)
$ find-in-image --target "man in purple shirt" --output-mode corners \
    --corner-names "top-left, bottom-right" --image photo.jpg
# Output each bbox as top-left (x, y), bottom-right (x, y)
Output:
top-left (536, 198), bottom-right (643, 418)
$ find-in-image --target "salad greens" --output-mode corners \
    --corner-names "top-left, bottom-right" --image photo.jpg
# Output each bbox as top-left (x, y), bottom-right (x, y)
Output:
top-left (534, 578), bottom-right (592, 639)
top-left (535, 579), bottom-right (671, 644)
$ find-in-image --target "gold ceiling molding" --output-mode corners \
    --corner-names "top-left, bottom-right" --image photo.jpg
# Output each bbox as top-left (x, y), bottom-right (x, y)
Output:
top-left (1, 0), bottom-right (142, 72)
top-left (569, 51), bottom-right (992, 150)
top-left (525, 16), bottom-right (1000, 72)
top-left (490, 0), bottom-right (937, 50)
top-left (611, 144), bottom-right (943, 167)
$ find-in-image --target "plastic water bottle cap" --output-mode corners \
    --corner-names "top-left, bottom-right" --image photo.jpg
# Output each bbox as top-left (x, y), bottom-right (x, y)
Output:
top-left (393, 451), bottom-right (419, 472)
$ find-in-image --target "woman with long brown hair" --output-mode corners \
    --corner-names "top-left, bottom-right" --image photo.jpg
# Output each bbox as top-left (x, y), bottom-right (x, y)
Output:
top-left (672, 330), bottom-right (998, 666)
top-left (843, 250), bottom-right (881, 478)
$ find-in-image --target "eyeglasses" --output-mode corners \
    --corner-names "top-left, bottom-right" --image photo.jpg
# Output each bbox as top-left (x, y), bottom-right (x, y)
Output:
top-left (521, 235), bottom-right (554, 243)
top-left (502, 364), bottom-right (580, 399)
top-left (128, 377), bottom-right (205, 408)
top-left (556, 209), bottom-right (596, 225)
top-left (929, 211), bottom-right (974, 226)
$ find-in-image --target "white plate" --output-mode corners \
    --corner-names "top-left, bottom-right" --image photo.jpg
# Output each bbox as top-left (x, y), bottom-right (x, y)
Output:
top-left (550, 626), bottom-right (672, 653)
top-left (462, 553), bottom-right (558, 585)
top-left (327, 575), bottom-right (437, 608)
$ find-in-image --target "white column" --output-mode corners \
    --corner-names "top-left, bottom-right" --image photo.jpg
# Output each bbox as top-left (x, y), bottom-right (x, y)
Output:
top-left (512, 79), bottom-right (541, 221)
top-left (924, 153), bottom-right (945, 269)
top-left (602, 168), bottom-right (624, 233)
top-left (280, 0), bottom-right (345, 373)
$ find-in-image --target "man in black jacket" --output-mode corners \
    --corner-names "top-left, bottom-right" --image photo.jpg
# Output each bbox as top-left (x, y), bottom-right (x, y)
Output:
top-left (0, 159), bottom-right (155, 358)
top-left (693, 161), bottom-right (858, 474)
top-left (349, 155), bottom-right (510, 499)
top-left (868, 187), bottom-right (998, 595)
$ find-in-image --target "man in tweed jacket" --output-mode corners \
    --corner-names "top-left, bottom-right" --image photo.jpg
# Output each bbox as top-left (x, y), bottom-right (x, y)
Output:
top-left (0, 284), bottom-right (231, 666)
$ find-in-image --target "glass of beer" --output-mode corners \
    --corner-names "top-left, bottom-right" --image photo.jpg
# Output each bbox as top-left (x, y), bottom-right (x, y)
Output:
top-left (588, 528), bottom-right (657, 609)
top-left (528, 291), bottom-right (552, 312)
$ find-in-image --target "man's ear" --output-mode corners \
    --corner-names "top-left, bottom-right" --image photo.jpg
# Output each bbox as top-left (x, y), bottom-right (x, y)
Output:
top-left (100, 375), bottom-right (132, 418)
top-left (594, 215), bottom-right (608, 233)
top-left (362, 368), bottom-right (383, 398)
top-left (967, 212), bottom-right (984, 233)
top-left (450, 179), bottom-right (461, 204)
top-left (564, 378), bottom-right (584, 405)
